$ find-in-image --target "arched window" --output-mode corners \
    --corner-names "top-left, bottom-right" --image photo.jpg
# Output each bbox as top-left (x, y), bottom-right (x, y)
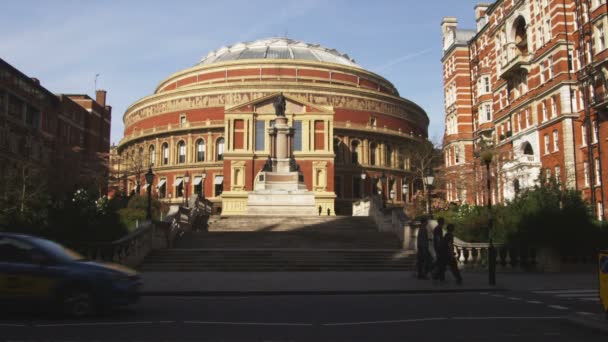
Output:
top-left (522, 142), bottom-right (534, 155)
top-left (513, 16), bottom-right (528, 55)
top-left (149, 145), bottom-right (155, 166)
top-left (196, 139), bottom-right (205, 162)
top-left (370, 142), bottom-right (378, 166)
top-left (216, 137), bottom-right (225, 161)
top-left (177, 141), bottom-right (186, 164)
top-left (351, 140), bottom-right (360, 164)
top-left (162, 143), bottom-right (169, 165)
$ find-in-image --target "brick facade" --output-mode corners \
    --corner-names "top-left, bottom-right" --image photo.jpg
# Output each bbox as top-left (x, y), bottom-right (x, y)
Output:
top-left (117, 40), bottom-right (429, 215)
top-left (442, 0), bottom-right (608, 220)
top-left (0, 57), bottom-right (112, 198)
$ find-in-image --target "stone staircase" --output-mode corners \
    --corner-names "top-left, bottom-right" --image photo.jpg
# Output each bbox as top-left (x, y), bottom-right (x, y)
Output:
top-left (139, 216), bottom-right (415, 272)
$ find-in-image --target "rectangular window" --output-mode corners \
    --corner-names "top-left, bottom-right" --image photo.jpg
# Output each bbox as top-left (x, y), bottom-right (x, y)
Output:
top-left (555, 166), bottom-right (561, 184)
top-left (551, 96), bottom-right (557, 117)
top-left (484, 76), bottom-right (490, 93)
top-left (541, 62), bottom-right (546, 83)
top-left (25, 106), bottom-right (40, 130)
top-left (596, 158), bottom-right (601, 185)
top-left (546, 168), bottom-right (552, 181)
top-left (485, 104), bottom-right (491, 121)
top-left (568, 49), bottom-right (574, 71)
top-left (553, 130), bottom-right (559, 151)
top-left (544, 134), bottom-right (550, 154)
top-left (584, 161), bottom-right (590, 186)
top-left (592, 120), bottom-right (598, 143)
top-left (571, 90), bottom-right (578, 112)
top-left (293, 120), bottom-right (302, 151)
top-left (542, 102), bottom-right (547, 121)
top-left (255, 120), bottom-right (265, 151)
top-left (598, 24), bottom-right (606, 51)
top-left (180, 115), bottom-right (186, 126)
top-left (582, 124), bottom-right (588, 146)
top-left (549, 57), bottom-right (554, 79)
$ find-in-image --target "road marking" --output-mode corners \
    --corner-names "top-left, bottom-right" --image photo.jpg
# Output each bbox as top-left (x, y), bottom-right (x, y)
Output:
top-left (0, 323), bottom-right (27, 327)
top-left (547, 305), bottom-right (569, 310)
top-left (183, 321), bottom-right (313, 326)
top-left (159, 321), bottom-right (175, 324)
top-left (479, 292), bottom-right (489, 295)
top-left (533, 289), bottom-right (597, 294)
top-left (576, 312), bottom-right (594, 316)
top-left (35, 321), bottom-right (155, 327)
top-left (507, 297), bottom-right (522, 301)
top-left (555, 293), bottom-right (598, 297)
top-left (581, 298), bottom-right (600, 302)
top-left (452, 316), bottom-right (565, 320)
top-left (323, 317), bottom-right (447, 326)
top-left (526, 300), bottom-right (543, 304)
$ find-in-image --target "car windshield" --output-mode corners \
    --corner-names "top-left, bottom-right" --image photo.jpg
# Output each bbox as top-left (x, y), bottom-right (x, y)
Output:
top-left (33, 238), bottom-right (86, 262)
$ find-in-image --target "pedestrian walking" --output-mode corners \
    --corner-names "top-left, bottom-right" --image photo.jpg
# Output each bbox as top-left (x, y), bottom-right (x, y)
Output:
top-left (426, 219), bottom-right (438, 275)
top-left (431, 218), bottom-right (445, 280)
top-left (416, 217), bottom-right (430, 279)
top-left (438, 224), bottom-right (462, 284)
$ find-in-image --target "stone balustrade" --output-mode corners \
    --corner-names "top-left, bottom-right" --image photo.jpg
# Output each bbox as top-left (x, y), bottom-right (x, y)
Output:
top-left (70, 201), bottom-right (208, 268)
top-left (353, 195), bottom-right (413, 250)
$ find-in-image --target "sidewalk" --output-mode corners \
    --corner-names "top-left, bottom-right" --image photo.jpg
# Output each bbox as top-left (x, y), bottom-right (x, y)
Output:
top-left (140, 271), bottom-right (598, 295)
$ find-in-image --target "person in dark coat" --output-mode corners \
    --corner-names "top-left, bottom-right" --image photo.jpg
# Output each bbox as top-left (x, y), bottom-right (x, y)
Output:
top-left (438, 224), bottom-right (462, 284)
top-left (431, 217), bottom-right (445, 279)
top-left (416, 217), bottom-right (430, 279)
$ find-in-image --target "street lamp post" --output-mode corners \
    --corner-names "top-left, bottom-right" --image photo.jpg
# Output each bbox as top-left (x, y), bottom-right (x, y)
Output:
top-left (424, 172), bottom-right (435, 216)
top-left (481, 152), bottom-right (496, 286)
top-left (360, 172), bottom-right (366, 198)
top-left (402, 182), bottom-right (409, 204)
top-left (380, 173), bottom-right (387, 205)
top-left (145, 166), bottom-right (155, 220)
top-left (184, 171), bottom-right (190, 207)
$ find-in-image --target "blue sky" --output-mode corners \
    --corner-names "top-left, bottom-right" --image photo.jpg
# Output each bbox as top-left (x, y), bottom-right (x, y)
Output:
top-left (0, 0), bottom-right (481, 144)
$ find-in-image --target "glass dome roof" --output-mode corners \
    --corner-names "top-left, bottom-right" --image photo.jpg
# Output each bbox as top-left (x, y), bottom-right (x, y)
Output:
top-left (197, 38), bottom-right (360, 68)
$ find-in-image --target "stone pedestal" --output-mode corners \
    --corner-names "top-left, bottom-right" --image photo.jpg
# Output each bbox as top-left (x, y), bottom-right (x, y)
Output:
top-left (245, 107), bottom-right (317, 216)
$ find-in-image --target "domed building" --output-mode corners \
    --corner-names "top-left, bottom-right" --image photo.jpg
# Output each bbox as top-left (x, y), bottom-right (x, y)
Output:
top-left (118, 38), bottom-right (429, 215)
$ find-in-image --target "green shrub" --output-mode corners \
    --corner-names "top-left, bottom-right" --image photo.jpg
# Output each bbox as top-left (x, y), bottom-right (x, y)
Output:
top-left (443, 183), bottom-right (608, 252)
top-left (117, 208), bottom-right (147, 232)
top-left (127, 195), bottom-right (163, 219)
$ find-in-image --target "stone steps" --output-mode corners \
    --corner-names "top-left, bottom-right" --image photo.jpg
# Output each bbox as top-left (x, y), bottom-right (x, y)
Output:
top-left (140, 249), bottom-right (415, 272)
top-left (176, 231), bottom-right (399, 249)
top-left (207, 215), bottom-right (377, 232)
top-left (139, 215), bottom-right (409, 272)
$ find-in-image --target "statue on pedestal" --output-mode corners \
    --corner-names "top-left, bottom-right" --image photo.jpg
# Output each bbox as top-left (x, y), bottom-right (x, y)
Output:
top-left (273, 93), bottom-right (286, 117)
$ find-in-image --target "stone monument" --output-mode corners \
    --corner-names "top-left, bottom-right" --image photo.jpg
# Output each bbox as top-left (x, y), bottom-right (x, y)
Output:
top-left (246, 94), bottom-right (317, 215)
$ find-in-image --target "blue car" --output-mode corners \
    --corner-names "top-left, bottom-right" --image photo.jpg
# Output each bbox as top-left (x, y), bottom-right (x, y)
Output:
top-left (0, 233), bottom-right (142, 317)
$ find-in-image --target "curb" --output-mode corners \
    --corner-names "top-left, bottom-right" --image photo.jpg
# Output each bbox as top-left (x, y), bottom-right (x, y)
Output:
top-left (141, 287), bottom-right (507, 297)
top-left (565, 314), bottom-right (608, 335)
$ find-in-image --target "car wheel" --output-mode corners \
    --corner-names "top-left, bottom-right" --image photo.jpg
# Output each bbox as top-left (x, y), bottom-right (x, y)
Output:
top-left (63, 289), bottom-right (94, 317)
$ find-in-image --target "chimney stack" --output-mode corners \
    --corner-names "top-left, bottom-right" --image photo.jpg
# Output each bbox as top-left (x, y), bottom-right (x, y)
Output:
top-left (96, 89), bottom-right (107, 107)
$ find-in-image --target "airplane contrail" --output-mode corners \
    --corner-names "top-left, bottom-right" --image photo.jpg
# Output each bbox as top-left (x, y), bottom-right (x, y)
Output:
top-left (372, 48), bottom-right (433, 72)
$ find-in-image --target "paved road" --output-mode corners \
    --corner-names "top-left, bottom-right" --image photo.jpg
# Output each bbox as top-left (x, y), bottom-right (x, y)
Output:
top-left (1, 289), bottom-right (605, 341)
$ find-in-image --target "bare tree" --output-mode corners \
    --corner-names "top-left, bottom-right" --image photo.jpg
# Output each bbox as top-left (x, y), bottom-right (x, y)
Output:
top-left (403, 137), bottom-right (443, 213)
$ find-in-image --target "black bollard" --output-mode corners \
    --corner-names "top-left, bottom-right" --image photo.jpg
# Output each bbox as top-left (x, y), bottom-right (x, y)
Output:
top-left (318, 205), bottom-right (322, 216)
top-left (489, 240), bottom-right (497, 285)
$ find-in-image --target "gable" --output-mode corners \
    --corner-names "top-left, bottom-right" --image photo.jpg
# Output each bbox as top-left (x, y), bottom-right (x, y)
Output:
top-left (225, 92), bottom-right (332, 115)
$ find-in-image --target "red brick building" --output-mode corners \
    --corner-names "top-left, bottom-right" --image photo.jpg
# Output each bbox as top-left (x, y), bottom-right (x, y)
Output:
top-left (117, 38), bottom-right (429, 215)
top-left (0, 57), bottom-right (112, 199)
top-left (442, 0), bottom-right (608, 220)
